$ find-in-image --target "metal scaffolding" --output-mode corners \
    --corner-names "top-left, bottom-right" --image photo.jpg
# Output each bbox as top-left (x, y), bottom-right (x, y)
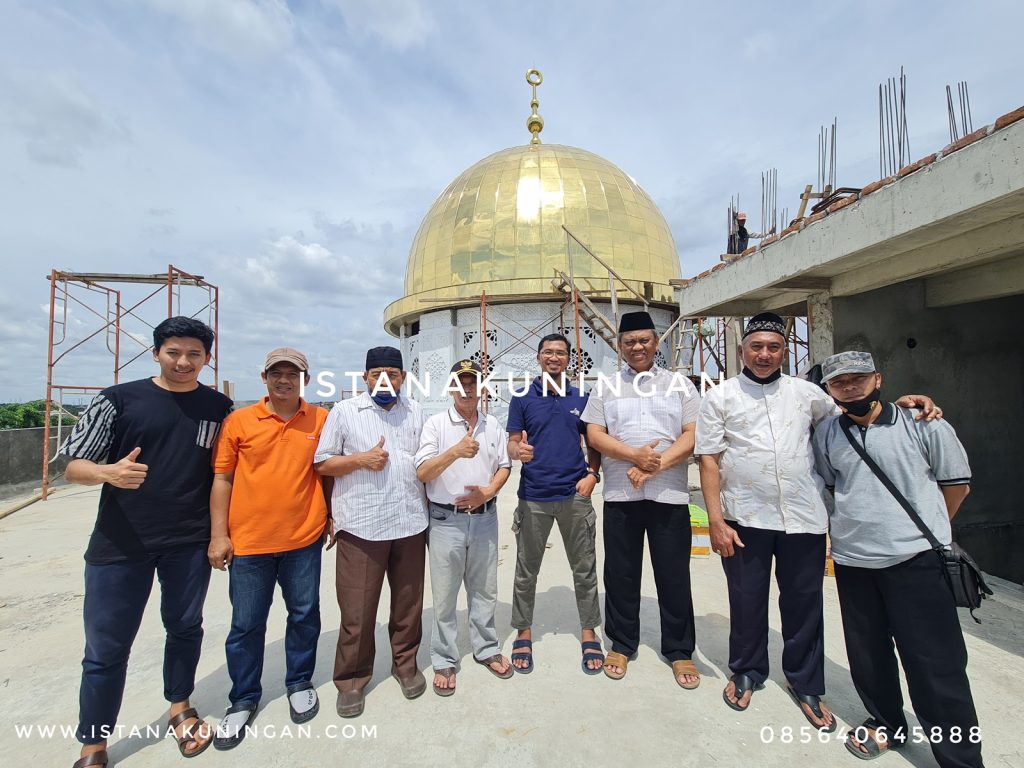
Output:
top-left (680, 315), bottom-right (810, 381)
top-left (471, 225), bottom-right (663, 411)
top-left (42, 265), bottom-right (220, 499)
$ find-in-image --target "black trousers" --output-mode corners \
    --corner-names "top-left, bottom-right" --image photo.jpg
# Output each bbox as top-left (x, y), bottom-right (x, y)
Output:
top-left (720, 521), bottom-right (826, 694)
top-left (603, 500), bottom-right (694, 661)
top-left (835, 551), bottom-right (983, 768)
top-left (78, 545), bottom-right (210, 744)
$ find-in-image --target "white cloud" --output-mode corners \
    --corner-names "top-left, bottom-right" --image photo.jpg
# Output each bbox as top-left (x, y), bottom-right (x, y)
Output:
top-left (327, 0), bottom-right (434, 50)
top-left (238, 233), bottom-right (395, 309)
top-left (0, 71), bottom-right (130, 166)
top-left (138, 0), bottom-right (295, 60)
top-left (2, 0), bottom-right (1024, 403)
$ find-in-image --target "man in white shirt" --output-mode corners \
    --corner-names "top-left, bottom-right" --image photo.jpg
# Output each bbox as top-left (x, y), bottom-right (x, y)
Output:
top-left (582, 311), bottom-right (702, 688)
top-left (415, 360), bottom-right (512, 696)
top-left (314, 347), bottom-right (429, 718)
top-left (696, 313), bottom-right (939, 731)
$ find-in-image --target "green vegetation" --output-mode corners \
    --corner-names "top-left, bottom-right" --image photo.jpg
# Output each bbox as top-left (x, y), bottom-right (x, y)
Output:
top-left (0, 401), bottom-right (78, 430)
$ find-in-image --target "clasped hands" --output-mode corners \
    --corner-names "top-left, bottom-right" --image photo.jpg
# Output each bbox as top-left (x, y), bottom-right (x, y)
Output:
top-left (627, 439), bottom-right (661, 489)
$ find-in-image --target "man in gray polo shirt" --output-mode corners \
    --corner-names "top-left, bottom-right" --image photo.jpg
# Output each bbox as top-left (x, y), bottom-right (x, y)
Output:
top-left (812, 351), bottom-right (982, 767)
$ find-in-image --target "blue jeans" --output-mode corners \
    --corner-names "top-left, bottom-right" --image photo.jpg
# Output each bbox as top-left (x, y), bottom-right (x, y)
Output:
top-left (78, 545), bottom-right (210, 745)
top-left (225, 540), bottom-right (322, 707)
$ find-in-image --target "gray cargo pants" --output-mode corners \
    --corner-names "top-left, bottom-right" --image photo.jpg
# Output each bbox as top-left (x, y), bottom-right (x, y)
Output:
top-left (510, 494), bottom-right (601, 630)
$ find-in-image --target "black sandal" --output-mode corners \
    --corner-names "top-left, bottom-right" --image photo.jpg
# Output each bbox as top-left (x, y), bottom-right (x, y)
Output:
top-left (213, 702), bottom-right (258, 751)
top-left (786, 683), bottom-right (837, 733)
top-left (511, 639), bottom-right (533, 674)
top-left (288, 682), bottom-right (320, 724)
top-left (722, 673), bottom-right (764, 712)
top-left (845, 719), bottom-right (900, 760)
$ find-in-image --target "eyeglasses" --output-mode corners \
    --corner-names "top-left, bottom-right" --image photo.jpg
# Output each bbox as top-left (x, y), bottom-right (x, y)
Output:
top-left (539, 350), bottom-right (569, 358)
top-left (267, 370), bottom-right (302, 381)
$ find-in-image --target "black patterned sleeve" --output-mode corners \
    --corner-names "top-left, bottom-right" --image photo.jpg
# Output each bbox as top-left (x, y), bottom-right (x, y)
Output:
top-left (59, 394), bottom-right (117, 462)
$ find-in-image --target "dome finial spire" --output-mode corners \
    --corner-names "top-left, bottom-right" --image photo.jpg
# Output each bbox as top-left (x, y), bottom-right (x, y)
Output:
top-left (525, 69), bottom-right (544, 145)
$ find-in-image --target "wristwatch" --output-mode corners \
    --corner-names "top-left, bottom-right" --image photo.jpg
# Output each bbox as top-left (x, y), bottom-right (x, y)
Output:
top-left (586, 468), bottom-right (601, 482)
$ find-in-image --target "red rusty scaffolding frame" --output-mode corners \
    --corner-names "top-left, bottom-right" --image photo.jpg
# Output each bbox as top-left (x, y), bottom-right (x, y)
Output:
top-left (42, 265), bottom-right (220, 499)
top-left (687, 315), bottom-right (809, 381)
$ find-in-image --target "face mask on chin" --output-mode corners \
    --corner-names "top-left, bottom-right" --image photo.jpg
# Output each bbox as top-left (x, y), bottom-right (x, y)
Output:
top-left (834, 388), bottom-right (881, 417)
top-left (371, 391), bottom-right (398, 407)
top-left (741, 366), bottom-right (781, 385)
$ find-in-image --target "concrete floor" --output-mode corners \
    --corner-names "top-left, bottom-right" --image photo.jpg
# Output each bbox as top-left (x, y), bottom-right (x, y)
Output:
top-left (2, 467), bottom-right (1022, 768)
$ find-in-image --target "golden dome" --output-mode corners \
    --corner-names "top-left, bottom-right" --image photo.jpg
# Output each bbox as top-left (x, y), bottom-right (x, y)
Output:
top-left (383, 142), bottom-right (681, 337)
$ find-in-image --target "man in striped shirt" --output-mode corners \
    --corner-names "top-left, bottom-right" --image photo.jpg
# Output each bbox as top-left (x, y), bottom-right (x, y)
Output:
top-left (314, 346), bottom-right (429, 719)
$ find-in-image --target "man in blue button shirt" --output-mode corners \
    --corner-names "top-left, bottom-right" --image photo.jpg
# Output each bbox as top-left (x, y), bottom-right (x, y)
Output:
top-left (506, 334), bottom-right (604, 674)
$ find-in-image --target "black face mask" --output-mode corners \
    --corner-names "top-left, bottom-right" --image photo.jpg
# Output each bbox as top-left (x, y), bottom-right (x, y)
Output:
top-left (742, 366), bottom-right (781, 385)
top-left (835, 388), bottom-right (881, 417)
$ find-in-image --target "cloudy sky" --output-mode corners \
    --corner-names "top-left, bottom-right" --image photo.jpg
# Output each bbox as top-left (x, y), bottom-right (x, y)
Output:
top-left (2, 0), bottom-right (1022, 402)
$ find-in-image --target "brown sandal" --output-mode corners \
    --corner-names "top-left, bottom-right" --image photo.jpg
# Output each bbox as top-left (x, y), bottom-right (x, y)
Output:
top-left (72, 751), bottom-right (108, 768)
top-left (167, 707), bottom-right (212, 758)
top-left (433, 667), bottom-right (456, 697)
top-left (671, 659), bottom-right (701, 690)
top-left (603, 651), bottom-right (629, 680)
top-left (474, 654), bottom-right (513, 679)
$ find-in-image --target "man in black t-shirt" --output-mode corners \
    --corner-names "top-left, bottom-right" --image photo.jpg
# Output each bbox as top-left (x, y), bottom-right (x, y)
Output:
top-left (60, 316), bottom-right (232, 768)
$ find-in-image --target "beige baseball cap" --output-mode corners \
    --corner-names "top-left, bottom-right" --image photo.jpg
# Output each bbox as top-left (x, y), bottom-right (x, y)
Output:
top-left (263, 347), bottom-right (309, 372)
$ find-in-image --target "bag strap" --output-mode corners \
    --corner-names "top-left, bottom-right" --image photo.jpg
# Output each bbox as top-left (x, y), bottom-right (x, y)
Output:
top-left (838, 416), bottom-right (944, 551)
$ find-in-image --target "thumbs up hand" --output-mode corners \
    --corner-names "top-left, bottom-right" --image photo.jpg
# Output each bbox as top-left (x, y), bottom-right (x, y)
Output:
top-left (105, 446), bottom-right (148, 489)
top-left (363, 436), bottom-right (389, 471)
top-left (632, 439), bottom-right (662, 473)
top-left (518, 430), bottom-right (534, 464)
top-left (450, 427), bottom-right (480, 459)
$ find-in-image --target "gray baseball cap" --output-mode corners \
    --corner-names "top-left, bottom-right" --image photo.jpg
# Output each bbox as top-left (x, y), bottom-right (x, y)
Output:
top-left (820, 351), bottom-right (876, 383)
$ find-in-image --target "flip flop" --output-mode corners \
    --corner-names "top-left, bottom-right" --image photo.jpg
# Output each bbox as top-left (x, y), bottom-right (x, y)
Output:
top-left (511, 638), bottom-right (533, 674)
top-left (581, 641), bottom-right (604, 675)
top-left (432, 667), bottom-right (456, 697)
top-left (474, 654), bottom-right (514, 679)
top-left (722, 673), bottom-right (764, 711)
top-left (786, 683), bottom-right (837, 733)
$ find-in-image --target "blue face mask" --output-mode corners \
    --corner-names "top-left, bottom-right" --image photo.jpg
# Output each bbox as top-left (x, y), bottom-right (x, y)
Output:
top-left (371, 391), bottom-right (398, 407)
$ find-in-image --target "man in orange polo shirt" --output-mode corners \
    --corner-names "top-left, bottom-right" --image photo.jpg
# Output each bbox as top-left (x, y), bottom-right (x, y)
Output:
top-left (208, 347), bottom-right (331, 750)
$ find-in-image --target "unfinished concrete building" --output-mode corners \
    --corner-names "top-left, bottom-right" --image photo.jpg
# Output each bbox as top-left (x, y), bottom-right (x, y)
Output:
top-left (677, 106), bottom-right (1024, 583)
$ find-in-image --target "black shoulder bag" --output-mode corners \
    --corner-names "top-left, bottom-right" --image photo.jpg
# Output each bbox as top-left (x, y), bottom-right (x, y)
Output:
top-left (839, 417), bottom-right (993, 623)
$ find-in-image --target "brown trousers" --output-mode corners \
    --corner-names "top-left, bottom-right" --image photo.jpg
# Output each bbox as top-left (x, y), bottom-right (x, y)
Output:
top-left (333, 529), bottom-right (426, 693)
